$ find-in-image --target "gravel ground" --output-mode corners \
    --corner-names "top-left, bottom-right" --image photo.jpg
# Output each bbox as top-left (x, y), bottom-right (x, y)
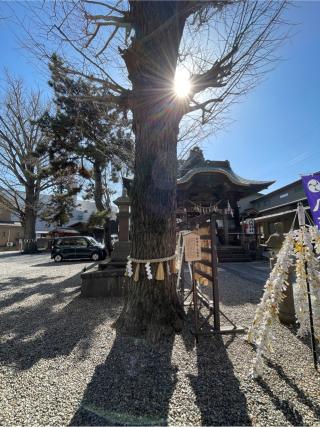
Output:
top-left (0, 255), bottom-right (320, 426)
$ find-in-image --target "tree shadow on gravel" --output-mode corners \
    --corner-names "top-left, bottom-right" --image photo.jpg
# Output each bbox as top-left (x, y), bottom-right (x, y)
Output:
top-left (182, 309), bottom-right (251, 426)
top-left (0, 272), bottom-right (121, 370)
top-left (69, 334), bottom-right (176, 426)
top-left (31, 260), bottom-right (95, 268)
top-left (255, 377), bottom-right (304, 426)
top-left (0, 275), bottom-right (60, 292)
top-left (0, 251), bottom-right (22, 259)
top-left (0, 276), bottom-right (64, 309)
top-left (265, 359), bottom-right (320, 421)
top-left (284, 323), bottom-right (320, 356)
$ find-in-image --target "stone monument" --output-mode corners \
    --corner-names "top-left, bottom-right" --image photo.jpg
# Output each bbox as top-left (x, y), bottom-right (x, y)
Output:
top-left (265, 222), bottom-right (296, 325)
top-left (81, 188), bottom-right (130, 297)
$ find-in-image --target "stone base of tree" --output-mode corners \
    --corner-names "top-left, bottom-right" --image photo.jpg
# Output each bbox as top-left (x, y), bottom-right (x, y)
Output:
top-left (81, 240), bottom-right (131, 297)
top-left (23, 241), bottom-right (38, 254)
top-left (81, 266), bottom-right (128, 297)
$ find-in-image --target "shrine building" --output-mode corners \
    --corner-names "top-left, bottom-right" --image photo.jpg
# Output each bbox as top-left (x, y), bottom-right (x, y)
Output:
top-left (121, 147), bottom-right (274, 260)
top-left (176, 148), bottom-right (274, 247)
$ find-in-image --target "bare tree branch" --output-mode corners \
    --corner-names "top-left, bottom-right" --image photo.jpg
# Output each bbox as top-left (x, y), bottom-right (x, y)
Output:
top-left (18, 0), bottom-right (290, 171)
top-left (53, 24), bottom-right (127, 94)
top-left (95, 26), bottom-right (118, 56)
top-left (83, 1), bottom-right (126, 16)
top-left (85, 13), bottom-right (130, 27)
top-left (0, 75), bottom-right (52, 241)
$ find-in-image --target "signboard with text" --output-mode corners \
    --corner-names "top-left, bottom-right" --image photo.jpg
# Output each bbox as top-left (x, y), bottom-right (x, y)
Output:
top-left (184, 232), bottom-right (201, 262)
top-left (245, 219), bottom-right (255, 234)
top-left (301, 173), bottom-right (320, 229)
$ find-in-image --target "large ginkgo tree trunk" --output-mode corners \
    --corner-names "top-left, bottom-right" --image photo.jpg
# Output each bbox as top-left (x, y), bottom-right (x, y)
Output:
top-left (117, 2), bottom-right (188, 340)
top-left (49, 0), bottom-right (287, 341)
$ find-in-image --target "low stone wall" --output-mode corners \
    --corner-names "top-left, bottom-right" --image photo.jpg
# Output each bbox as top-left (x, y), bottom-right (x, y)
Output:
top-left (81, 266), bottom-right (128, 297)
top-left (36, 238), bottom-right (52, 251)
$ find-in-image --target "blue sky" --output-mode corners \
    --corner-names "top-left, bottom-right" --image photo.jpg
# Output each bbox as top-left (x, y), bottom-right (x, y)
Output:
top-left (202, 2), bottom-right (320, 192)
top-left (0, 1), bottom-right (319, 195)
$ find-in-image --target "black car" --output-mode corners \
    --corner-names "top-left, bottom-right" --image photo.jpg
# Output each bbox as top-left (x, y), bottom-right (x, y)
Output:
top-left (51, 236), bottom-right (106, 262)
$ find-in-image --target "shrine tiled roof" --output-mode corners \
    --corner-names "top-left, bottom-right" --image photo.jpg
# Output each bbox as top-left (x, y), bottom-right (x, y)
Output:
top-left (177, 160), bottom-right (274, 189)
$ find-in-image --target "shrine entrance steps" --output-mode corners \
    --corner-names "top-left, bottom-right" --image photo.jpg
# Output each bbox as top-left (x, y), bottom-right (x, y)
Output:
top-left (217, 246), bottom-right (252, 263)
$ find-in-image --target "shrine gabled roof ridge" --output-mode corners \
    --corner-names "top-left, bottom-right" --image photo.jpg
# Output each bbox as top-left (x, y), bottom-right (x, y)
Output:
top-left (177, 165), bottom-right (275, 187)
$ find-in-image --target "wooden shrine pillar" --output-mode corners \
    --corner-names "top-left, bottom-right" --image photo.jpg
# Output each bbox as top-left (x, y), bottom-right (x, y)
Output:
top-left (227, 195), bottom-right (241, 230)
top-left (223, 212), bottom-right (229, 245)
top-left (233, 203), bottom-right (241, 229)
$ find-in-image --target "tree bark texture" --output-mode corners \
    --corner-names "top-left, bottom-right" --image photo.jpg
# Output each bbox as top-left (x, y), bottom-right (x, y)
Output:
top-left (23, 185), bottom-right (38, 253)
top-left (93, 160), bottom-right (105, 212)
top-left (117, 2), bottom-right (188, 341)
top-left (93, 160), bottom-right (112, 253)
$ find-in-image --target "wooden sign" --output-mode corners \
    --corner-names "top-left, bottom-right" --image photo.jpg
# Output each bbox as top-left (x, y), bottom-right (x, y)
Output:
top-left (184, 232), bottom-right (201, 262)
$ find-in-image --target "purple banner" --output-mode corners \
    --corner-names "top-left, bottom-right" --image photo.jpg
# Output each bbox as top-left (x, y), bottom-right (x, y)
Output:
top-left (301, 173), bottom-right (320, 229)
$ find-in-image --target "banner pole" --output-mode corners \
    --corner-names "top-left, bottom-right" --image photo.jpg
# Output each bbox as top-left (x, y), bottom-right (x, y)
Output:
top-left (304, 260), bottom-right (318, 371)
top-left (301, 173), bottom-right (320, 230)
top-left (210, 213), bottom-right (220, 331)
top-left (191, 261), bottom-right (199, 342)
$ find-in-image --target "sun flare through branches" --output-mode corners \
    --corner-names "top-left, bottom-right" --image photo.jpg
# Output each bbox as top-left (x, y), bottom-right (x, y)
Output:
top-left (174, 69), bottom-right (191, 98)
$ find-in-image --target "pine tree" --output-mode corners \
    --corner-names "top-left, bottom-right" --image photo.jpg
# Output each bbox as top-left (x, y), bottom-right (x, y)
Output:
top-left (40, 172), bottom-right (79, 228)
top-left (40, 55), bottom-right (133, 249)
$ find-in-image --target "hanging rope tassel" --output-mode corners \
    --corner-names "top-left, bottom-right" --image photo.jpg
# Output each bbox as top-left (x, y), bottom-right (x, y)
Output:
top-left (156, 262), bottom-right (165, 281)
top-left (133, 263), bottom-right (140, 282)
top-left (126, 258), bottom-right (133, 278)
top-left (128, 254), bottom-right (176, 281)
top-left (145, 262), bottom-right (152, 280)
top-left (171, 259), bottom-right (177, 274)
top-left (167, 261), bottom-right (171, 276)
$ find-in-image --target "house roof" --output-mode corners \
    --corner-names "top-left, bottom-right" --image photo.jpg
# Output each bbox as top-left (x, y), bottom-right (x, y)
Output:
top-left (49, 228), bottom-right (80, 234)
top-left (0, 222), bottom-right (22, 227)
top-left (250, 171), bottom-right (320, 203)
top-left (255, 205), bottom-right (310, 222)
